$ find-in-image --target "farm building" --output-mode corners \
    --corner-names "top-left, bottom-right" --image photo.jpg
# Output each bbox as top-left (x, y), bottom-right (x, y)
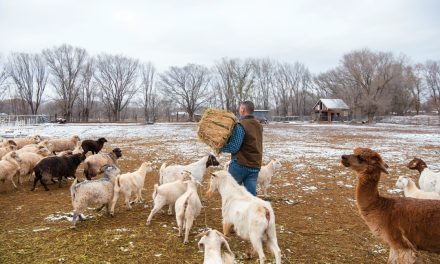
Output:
top-left (312, 99), bottom-right (350, 122)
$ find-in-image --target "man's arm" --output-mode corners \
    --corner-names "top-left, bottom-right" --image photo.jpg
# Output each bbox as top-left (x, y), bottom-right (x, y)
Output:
top-left (221, 123), bottom-right (245, 154)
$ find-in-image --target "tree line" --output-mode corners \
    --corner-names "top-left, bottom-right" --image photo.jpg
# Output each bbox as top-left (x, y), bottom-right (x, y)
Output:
top-left (0, 44), bottom-right (439, 123)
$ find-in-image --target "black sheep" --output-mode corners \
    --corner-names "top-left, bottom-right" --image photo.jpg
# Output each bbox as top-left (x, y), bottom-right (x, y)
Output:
top-left (31, 153), bottom-right (86, 191)
top-left (81, 137), bottom-right (108, 155)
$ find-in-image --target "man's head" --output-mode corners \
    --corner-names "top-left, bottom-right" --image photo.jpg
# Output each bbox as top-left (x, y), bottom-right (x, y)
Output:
top-left (239, 101), bottom-right (254, 117)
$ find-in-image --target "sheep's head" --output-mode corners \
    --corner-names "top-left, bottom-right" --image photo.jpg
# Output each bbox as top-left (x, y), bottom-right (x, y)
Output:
top-left (206, 154), bottom-right (220, 168)
top-left (98, 137), bottom-right (108, 144)
top-left (206, 170), bottom-right (229, 197)
top-left (71, 153), bottom-right (86, 165)
top-left (8, 145), bottom-right (17, 151)
top-left (112, 148), bottom-right (122, 158)
top-left (32, 135), bottom-right (42, 143)
top-left (72, 135), bottom-right (81, 142)
top-left (197, 229), bottom-right (233, 256)
top-left (102, 164), bottom-right (120, 179)
top-left (406, 158), bottom-right (427, 173)
top-left (37, 146), bottom-right (51, 156)
top-left (341, 148), bottom-right (389, 175)
top-left (4, 151), bottom-right (21, 163)
top-left (4, 139), bottom-right (17, 146)
top-left (395, 176), bottom-right (409, 189)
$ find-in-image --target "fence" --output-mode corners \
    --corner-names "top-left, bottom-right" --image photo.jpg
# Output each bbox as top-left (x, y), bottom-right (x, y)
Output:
top-left (0, 115), bottom-right (50, 127)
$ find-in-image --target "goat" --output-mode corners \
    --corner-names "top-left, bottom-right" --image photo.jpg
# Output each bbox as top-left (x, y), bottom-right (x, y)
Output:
top-left (407, 158), bottom-right (440, 193)
top-left (197, 229), bottom-right (235, 264)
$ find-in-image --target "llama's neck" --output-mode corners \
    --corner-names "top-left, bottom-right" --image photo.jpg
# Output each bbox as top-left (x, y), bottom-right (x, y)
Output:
top-left (355, 170), bottom-right (381, 211)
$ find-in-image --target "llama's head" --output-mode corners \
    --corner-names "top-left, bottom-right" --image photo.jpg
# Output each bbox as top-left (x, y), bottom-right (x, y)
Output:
top-left (206, 170), bottom-right (230, 197)
top-left (341, 148), bottom-right (389, 175)
top-left (406, 158), bottom-right (427, 173)
top-left (395, 176), bottom-right (410, 189)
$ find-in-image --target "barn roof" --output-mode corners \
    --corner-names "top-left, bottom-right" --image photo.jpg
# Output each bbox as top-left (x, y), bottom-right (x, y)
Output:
top-left (314, 99), bottom-right (349, 110)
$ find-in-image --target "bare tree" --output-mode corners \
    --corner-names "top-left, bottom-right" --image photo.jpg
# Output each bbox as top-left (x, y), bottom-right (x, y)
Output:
top-left (94, 54), bottom-right (139, 121)
top-left (43, 44), bottom-right (87, 121)
top-left (140, 62), bottom-right (156, 122)
top-left (252, 58), bottom-right (276, 110)
top-left (0, 55), bottom-right (9, 101)
top-left (408, 64), bottom-right (425, 115)
top-left (424, 60), bottom-right (440, 115)
top-left (159, 64), bottom-right (211, 121)
top-left (8, 53), bottom-right (48, 114)
top-left (78, 58), bottom-right (96, 122)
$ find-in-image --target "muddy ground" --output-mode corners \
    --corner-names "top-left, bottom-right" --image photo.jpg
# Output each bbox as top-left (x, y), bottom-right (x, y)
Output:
top-left (1, 122), bottom-right (440, 263)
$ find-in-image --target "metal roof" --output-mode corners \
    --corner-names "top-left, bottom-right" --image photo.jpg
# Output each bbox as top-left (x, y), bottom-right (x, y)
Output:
top-left (314, 99), bottom-right (349, 110)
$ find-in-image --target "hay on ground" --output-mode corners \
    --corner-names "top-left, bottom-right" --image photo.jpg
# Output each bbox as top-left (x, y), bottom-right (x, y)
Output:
top-left (197, 108), bottom-right (238, 153)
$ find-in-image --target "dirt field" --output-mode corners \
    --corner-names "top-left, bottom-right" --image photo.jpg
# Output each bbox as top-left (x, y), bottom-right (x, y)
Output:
top-left (1, 122), bottom-right (440, 263)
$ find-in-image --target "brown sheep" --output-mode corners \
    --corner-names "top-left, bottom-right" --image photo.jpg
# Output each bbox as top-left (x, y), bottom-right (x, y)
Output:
top-left (83, 148), bottom-right (122, 180)
top-left (341, 148), bottom-right (440, 263)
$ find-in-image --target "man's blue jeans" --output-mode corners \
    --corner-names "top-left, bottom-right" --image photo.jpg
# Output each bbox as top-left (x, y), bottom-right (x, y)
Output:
top-left (228, 159), bottom-right (260, 196)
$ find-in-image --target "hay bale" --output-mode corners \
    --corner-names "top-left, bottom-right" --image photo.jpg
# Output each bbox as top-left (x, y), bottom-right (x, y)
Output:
top-left (197, 108), bottom-right (238, 153)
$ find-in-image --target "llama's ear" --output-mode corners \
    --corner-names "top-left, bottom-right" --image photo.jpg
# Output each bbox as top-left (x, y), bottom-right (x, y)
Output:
top-left (379, 162), bottom-right (389, 174)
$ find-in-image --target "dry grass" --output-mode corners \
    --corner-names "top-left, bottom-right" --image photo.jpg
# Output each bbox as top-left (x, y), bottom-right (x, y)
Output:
top-left (1, 123), bottom-right (440, 263)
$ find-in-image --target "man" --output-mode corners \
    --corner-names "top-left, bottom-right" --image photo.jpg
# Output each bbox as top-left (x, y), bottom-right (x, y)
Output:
top-left (221, 101), bottom-right (263, 196)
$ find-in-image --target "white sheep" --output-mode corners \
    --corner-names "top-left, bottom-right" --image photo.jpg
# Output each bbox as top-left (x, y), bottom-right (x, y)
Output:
top-left (12, 135), bottom-right (41, 149)
top-left (197, 229), bottom-right (235, 264)
top-left (17, 140), bottom-right (54, 154)
top-left (395, 176), bottom-right (440, 200)
top-left (146, 172), bottom-right (191, 225)
top-left (175, 172), bottom-right (202, 243)
top-left (110, 162), bottom-right (153, 214)
top-left (1, 139), bottom-right (17, 148)
top-left (16, 148), bottom-right (51, 184)
top-left (57, 141), bottom-right (83, 156)
top-left (207, 170), bottom-right (281, 264)
top-left (0, 145), bottom-right (17, 159)
top-left (49, 135), bottom-right (81, 153)
top-left (70, 165), bottom-right (121, 228)
top-left (159, 154), bottom-right (219, 184)
top-left (407, 158), bottom-right (440, 193)
top-left (257, 159), bottom-right (282, 197)
top-left (0, 151), bottom-right (22, 189)
top-left (83, 148), bottom-right (122, 180)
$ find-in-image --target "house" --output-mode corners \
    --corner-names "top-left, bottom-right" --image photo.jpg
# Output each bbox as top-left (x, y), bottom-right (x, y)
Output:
top-left (312, 99), bottom-right (350, 122)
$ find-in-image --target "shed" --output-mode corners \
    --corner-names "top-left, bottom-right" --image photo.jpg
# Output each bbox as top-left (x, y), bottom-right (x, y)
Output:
top-left (312, 99), bottom-right (350, 122)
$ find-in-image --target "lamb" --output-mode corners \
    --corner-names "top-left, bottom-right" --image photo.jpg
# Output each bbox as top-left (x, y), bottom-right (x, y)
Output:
top-left (110, 162), bottom-right (153, 214)
top-left (159, 154), bottom-right (219, 184)
top-left (83, 148), bottom-right (122, 180)
top-left (257, 159), bottom-right (282, 197)
top-left (146, 172), bottom-right (191, 225)
top-left (81, 137), bottom-right (108, 155)
top-left (16, 147), bottom-right (52, 185)
top-left (407, 157), bottom-right (440, 193)
top-left (197, 229), bottom-right (235, 264)
top-left (0, 145), bottom-right (17, 159)
top-left (175, 172), bottom-right (202, 243)
top-left (12, 135), bottom-right (41, 149)
top-left (341, 148), bottom-right (440, 263)
top-left (395, 176), bottom-right (440, 200)
top-left (1, 139), bottom-right (17, 148)
top-left (49, 135), bottom-right (81, 153)
top-left (207, 170), bottom-right (281, 264)
top-left (70, 165), bottom-right (121, 228)
top-left (57, 143), bottom-right (83, 157)
top-left (31, 153), bottom-right (85, 191)
top-left (17, 140), bottom-right (54, 154)
top-left (0, 151), bottom-right (21, 189)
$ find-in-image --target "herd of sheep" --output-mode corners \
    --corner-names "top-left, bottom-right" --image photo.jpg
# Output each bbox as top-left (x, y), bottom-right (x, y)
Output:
top-left (0, 134), bottom-right (284, 264)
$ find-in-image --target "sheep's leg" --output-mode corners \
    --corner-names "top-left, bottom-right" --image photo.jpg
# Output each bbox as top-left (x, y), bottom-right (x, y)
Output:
top-left (71, 212), bottom-right (79, 229)
top-left (40, 178), bottom-right (49, 191)
top-left (147, 200), bottom-right (165, 225)
top-left (249, 233), bottom-right (266, 264)
top-left (105, 203), bottom-right (112, 216)
top-left (183, 216), bottom-right (194, 244)
top-left (16, 172), bottom-right (22, 185)
top-left (58, 176), bottom-right (63, 188)
top-left (9, 174), bottom-right (17, 189)
top-left (96, 204), bottom-right (106, 212)
top-left (31, 176), bottom-right (39, 191)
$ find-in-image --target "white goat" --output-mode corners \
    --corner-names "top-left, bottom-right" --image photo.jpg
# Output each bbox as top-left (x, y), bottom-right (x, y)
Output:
top-left (175, 172), bottom-right (202, 243)
top-left (396, 176), bottom-right (440, 200)
top-left (70, 165), bottom-right (120, 228)
top-left (257, 159), bottom-right (282, 197)
top-left (0, 151), bottom-right (22, 189)
top-left (146, 172), bottom-right (191, 225)
top-left (407, 158), bottom-right (440, 193)
top-left (197, 229), bottom-right (235, 264)
top-left (207, 170), bottom-right (281, 264)
top-left (159, 154), bottom-right (219, 184)
top-left (110, 162), bottom-right (153, 214)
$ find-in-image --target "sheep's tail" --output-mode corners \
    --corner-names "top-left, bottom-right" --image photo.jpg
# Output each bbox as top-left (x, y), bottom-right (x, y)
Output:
top-left (152, 184), bottom-right (159, 199)
top-left (159, 162), bottom-right (167, 184)
top-left (70, 178), bottom-right (78, 204)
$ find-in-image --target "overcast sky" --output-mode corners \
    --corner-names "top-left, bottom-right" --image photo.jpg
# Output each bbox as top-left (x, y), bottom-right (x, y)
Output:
top-left (0, 0), bottom-right (439, 73)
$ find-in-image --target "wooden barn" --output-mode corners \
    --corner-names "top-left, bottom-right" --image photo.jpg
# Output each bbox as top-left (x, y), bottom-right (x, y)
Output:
top-left (312, 99), bottom-right (350, 122)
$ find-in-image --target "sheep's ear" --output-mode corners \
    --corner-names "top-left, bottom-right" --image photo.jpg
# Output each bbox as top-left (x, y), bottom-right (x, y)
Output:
top-left (210, 173), bottom-right (217, 177)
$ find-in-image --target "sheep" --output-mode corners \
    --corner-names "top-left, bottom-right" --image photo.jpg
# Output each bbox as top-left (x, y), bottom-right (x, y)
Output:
top-left (31, 153), bottom-right (85, 191)
top-left (159, 154), bottom-right (220, 184)
top-left (0, 145), bottom-right (17, 159)
top-left (83, 148), bottom-right (122, 180)
top-left (257, 159), bottom-right (282, 197)
top-left (57, 143), bottom-right (82, 157)
top-left (146, 172), bottom-right (192, 225)
top-left (395, 176), bottom-right (440, 200)
top-left (12, 135), bottom-right (41, 149)
top-left (70, 165), bottom-right (121, 228)
top-left (49, 135), bottom-right (81, 153)
top-left (341, 148), bottom-right (440, 263)
top-left (17, 140), bottom-right (54, 154)
top-left (81, 137), bottom-right (108, 155)
top-left (197, 229), bottom-right (235, 264)
top-left (175, 172), bottom-right (202, 243)
top-left (0, 151), bottom-right (21, 189)
top-left (16, 147), bottom-right (52, 185)
top-left (1, 139), bottom-right (17, 148)
top-left (407, 157), bottom-right (440, 193)
top-left (110, 162), bottom-right (153, 214)
top-left (206, 170), bottom-right (281, 264)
